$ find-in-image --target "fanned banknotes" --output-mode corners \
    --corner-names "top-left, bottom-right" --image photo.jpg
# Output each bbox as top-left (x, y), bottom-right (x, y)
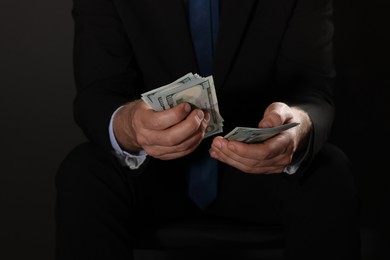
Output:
top-left (224, 122), bottom-right (300, 144)
top-left (141, 73), bottom-right (224, 138)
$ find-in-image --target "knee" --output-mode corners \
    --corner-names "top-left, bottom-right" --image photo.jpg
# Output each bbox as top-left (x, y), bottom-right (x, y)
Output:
top-left (317, 143), bottom-right (355, 184)
top-left (319, 143), bottom-right (352, 169)
top-left (304, 143), bottom-right (359, 203)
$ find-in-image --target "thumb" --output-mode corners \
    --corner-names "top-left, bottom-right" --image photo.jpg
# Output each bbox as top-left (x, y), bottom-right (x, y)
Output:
top-left (258, 102), bottom-right (288, 128)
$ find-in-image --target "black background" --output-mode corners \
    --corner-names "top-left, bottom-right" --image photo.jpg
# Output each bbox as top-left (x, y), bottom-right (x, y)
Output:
top-left (0, 1), bottom-right (389, 259)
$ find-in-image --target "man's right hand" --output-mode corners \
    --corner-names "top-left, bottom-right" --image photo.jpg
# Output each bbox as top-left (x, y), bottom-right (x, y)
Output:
top-left (113, 99), bottom-right (210, 160)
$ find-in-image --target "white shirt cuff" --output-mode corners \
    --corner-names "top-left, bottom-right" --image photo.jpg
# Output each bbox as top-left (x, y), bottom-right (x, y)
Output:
top-left (109, 106), bottom-right (147, 170)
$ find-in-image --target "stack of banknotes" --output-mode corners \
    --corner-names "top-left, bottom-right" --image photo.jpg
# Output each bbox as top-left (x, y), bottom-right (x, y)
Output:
top-left (141, 72), bottom-right (224, 138)
top-left (141, 72), bottom-right (299, 142)
top-left (224, 122), bottom-right (300, 144)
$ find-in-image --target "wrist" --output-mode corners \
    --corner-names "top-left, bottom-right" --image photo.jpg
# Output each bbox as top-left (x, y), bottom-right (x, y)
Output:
top-left (291, 107), bottom-right (312, 152)
top-left (113, 100), bottom-right (143, 153)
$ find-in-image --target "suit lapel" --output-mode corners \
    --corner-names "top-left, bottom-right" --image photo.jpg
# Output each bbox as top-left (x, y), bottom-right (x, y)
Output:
top-left (162, 0), bottom-right (200, 76)
top-left (123, 0), bottom-right (262, 86)
top-left (214, 0), bottom-right (260, 90)
top-left (147, 0), bottom-right (261, 86)
top-left (124, 0), bottom-right (199, 78)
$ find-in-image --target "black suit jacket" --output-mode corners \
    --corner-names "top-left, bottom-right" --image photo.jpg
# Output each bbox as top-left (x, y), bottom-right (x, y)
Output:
top-left (72, 0), bottom-right (336, 177)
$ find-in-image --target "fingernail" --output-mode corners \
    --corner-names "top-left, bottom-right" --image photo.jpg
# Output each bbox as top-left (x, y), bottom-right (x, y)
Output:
top-left (202, 119), bottom-right (208, 128)
top-left (204, 112), bottom-right (210, 123)
top-left (209, 149), bottom-right (217, 159)
top-left (184, 103), bottom-right (191, 113)
top-left (214, 140), bottom-right (222, 149)
top-left (196, 110), bottom-right (204, 121)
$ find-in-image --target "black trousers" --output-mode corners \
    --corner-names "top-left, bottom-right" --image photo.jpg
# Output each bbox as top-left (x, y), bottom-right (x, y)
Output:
top-left (55, 142), bottom-right (361, 260)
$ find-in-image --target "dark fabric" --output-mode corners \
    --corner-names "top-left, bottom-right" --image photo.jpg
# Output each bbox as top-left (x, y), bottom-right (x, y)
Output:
top-left (133, 249), bottom-right (283, 260)
top-left (138, 218), bottom-right (284, 249)
top-left (188, 0), bottom-right (218, 76)
top-left (187, 139), bottom-right (219, 209)
top-left (56, 142), bottom-right (360, 259)
top-left (133, 219), bottom-right (285, 259)
top-left (186, 0), bottom-right (220, 209)
top-left (71, 0), bottom-right (336, 160)
top-left (58, 0), bottom-right (361, 259)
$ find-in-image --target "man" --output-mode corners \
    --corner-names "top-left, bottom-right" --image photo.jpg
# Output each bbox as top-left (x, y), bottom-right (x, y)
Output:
top-left (56, 0), bottom-right (360, 259)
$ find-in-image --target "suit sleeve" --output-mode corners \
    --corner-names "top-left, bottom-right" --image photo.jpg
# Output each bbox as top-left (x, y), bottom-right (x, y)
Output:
top-left (71, 0), bottom-right (142, 151)
top-left (276, 0), bottom-right (336, 159)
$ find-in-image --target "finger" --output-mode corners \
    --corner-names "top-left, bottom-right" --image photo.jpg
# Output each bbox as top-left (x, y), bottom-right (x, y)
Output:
top-left (259, 102), bottom-right (293, 128)
top-left (232, 158), bottom-right (287, 174)
top-left (144, 102), bottom-right (193, 130)
top-left (148, 108), bottom-right (208, 147)
top-left (144, 129), bottom-right (204, 160)
top-left (212, 146), bottom-right (291, 174)
top-left (211, 136), bottom-right (283, 162)
top-left (211, 146), bottom-right (288, 174)
top-left (210, 137), bottom-right (294, 173)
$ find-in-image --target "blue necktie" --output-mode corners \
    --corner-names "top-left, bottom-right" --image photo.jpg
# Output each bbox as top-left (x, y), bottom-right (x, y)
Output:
top-left (188, 0), bottom-right (219, 209)
top-left (188, 0), bottom-right (219, 76)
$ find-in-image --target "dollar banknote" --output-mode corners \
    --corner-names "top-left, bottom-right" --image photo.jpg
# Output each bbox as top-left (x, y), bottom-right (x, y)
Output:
top-left (224, 122), bottom-right (300, 144)
top-left (141, 73), bottom-right (224, 138)
top-left (141, 72), bottom-right (198, 111)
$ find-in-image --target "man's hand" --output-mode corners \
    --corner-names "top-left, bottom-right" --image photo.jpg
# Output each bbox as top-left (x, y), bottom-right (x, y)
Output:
top-left (113, 100), bottom-right (210, 160)
top-left (210, 102), bottom-right (312, 174)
